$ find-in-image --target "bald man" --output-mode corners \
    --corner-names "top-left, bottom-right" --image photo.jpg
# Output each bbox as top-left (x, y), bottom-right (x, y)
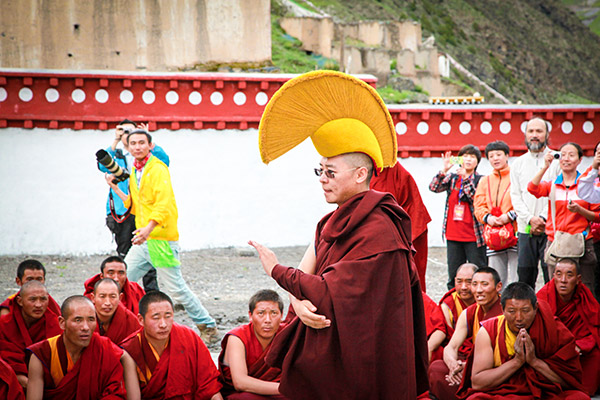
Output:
top-left (0, 281), bottom-right (61, 389)
top-left (90, 278), bottom-right (141, 344)
top-left (26, 295), bottom-right (127, 399)
top-left (439, 263), bottom-right (478, 337)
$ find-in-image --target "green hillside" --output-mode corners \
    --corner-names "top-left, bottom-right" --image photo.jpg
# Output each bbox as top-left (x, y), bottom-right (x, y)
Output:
top-left (271, 0), bottom-right (600, 104)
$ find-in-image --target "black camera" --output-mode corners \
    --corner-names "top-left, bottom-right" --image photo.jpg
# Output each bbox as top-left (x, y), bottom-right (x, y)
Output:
top-left (96, 149), bottom-right (130, 183)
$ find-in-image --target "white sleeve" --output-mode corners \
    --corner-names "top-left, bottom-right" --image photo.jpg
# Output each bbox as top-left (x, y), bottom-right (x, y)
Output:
top-left (578, 168), bottom-right (600, 203)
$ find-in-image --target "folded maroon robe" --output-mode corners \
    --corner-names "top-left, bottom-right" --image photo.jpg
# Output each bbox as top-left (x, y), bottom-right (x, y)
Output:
top-left (0, 303), bottom-right (62, 376)
top-left (370, 163), bottom-right (432, 288)
top-left (218, 322), bottom-right (285, 398)
top-left (423, 291), bottom-right (447, 361)
top-left (457, 300), bottom-right (587, 399)
top-left (266, 190), bottom-right (429, 399)
top-left (0, 356), bottom-right (24, 400)
top-left (537, 279), bottom-right (600, 395)
top-left (120, 323), bottom-right (221, 399)
top-left (27, 332), bottom-right (125, 399)
top-left (96, 304), bottom-right (141, 345)
top-left (84, 273), bottom-right (145, 314)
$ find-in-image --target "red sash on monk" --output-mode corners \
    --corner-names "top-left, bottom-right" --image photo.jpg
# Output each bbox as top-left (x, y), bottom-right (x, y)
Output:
top-left (1, 292), bottom-right (61, 316)
top-left (460, 298), bottom-right (502, 357)
top-left (537, 279), bottom-right (600, 352)
top-left (267, 191), bottom-right (429, 399)
top-left (27, 332), bottom-right (125, 399)
top-left (121, 323), bottom-right (221, 399)
top-left (457, 301), bottom-right (586, 399)
top-left (422, 292), bottom-right (447, 361)
top-left (96, 304), bottom-right (141, 345)
top-left (0, 356), bottom-right (24, 400)
top-left (0, 303), bottom-right (61, 376)
top-left (83, 273), bottom-right (145, 314)
top-left (218, 322), bottom-right (284, 397)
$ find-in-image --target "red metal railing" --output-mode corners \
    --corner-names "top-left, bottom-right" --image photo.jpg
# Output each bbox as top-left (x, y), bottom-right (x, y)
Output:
top-left (0, 69), bottom-right (598, 156)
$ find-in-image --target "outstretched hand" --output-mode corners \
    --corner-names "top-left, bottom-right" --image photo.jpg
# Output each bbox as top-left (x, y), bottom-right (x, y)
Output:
top-left (248, 240), bottom-right (278, 277)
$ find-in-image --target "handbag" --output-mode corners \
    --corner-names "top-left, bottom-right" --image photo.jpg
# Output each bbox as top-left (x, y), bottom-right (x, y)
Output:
top-left (544, 183), bottom-right (585, 267)
top-left (483, 177), bottom-right (518, 251)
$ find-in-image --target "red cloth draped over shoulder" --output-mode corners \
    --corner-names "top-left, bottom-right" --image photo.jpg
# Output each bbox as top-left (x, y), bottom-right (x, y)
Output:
top-left (0, 356), bottom-right (24, 400)
top-left (370, 163), bottom-right (432, 288)
top-left (266, 190), bottom-right (429, 400)
top-left (218, 322), bottom-right (285, 398)
top-left (96, 304), bottom-right (141, 345)
top-left (1, 291), bottom-right (61, 316)
top-left (0, 303), bottom-right (62, 376)
top-left (537, 279), bottom-right (600, 395)
top-left (423, 292), bottom-right (446, 361)
top-left (120, 323), bottom-right (221, 400)
top-left (459, 299), bottom-right (503, 357)
top-left (84, 273), bottom-right (145, 314)
top-left (26, 333), bottom-right (125, 399)
top-left (457, 301), bottom-right (586, 399)
top-left (439, 288), bottom-right (471, 340)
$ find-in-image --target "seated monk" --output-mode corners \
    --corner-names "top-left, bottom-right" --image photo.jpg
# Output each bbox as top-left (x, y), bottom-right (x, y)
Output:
top-left (422, 291), bottom-right (447, 363)
top-left (458, 282), bottom-right (588, 399)
top-left (0, 355), bottom-right (24, 400)
top-left (429, 267), bottom-right (503, 400)
top-left (0, 281), bottom-right (62, 390)
top-left (120, 291), bottom-right (223, 400)
top-left (219, 289), bottom-right (288, 399)
top-left (84, 255), bottom-right (145, 314)
top-left (0, 259), bottom-right (60, 317)
top-left (90, 278), bottom-right (141, 344)
top-left (439, 263), bottom-right (478, 338)
top-left (536, 257), bottom-right (600, 396)
top-left (26, 295), bottom-right (128, 400)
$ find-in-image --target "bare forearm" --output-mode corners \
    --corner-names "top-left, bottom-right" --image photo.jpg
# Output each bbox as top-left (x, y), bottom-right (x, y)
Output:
top-left (233, 376), bottom-right (280, 395)
top-left (471, 358), bottom-right (522, 390)
top-left (530, 166), bottom-right (548, 186)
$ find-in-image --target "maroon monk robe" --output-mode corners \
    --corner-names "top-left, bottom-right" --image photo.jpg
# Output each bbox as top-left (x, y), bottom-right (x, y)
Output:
top-left (423, 292), bottom-right (447, 362)
top-left (266, 191), bottom-right (429, 400)
top-left (83, 273), bottom-right (145, 314)
top-left (370, 162), bottom-right (432, 289)
top-left (537, 279), bottom-right (600, 395)
top-left (1, 291), bottom-right (61, 315)
top-left (457, 301), bottom-right (587, 399)
top-left (218, 322), bottom-right (288, 400)
top-left (0, 356), bottom-right (25, 400)
top-left (96, 304), bottom-right (141, 345)
top-left (120, 323), bottom-right (221, 400)
top-left (0, 303), bottom-right (62, 376)
top-left (27, 332), bottom-right (125, 399)
top-left (428, 298), bottom-right (503, 400)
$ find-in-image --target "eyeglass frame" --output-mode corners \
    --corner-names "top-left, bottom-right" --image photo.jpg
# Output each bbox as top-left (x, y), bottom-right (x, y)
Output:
top-left (314, 167), bottom-right (359, 179)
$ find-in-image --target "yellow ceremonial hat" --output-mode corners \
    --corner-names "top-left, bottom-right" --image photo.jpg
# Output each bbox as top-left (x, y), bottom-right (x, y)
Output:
top-left (258, 70), bottom-right (397, 170)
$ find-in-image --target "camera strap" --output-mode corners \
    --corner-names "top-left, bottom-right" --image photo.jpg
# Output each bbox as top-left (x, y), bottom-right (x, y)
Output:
top-left (109, 192), bottom-right (131, 223)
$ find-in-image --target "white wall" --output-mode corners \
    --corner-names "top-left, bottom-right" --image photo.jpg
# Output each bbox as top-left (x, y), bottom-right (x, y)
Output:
top-left (0, 128), bottom-right (593, 255)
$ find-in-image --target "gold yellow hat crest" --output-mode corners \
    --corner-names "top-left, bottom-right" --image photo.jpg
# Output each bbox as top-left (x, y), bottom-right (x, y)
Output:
top-left (258, 71), bottom-right (397, 170)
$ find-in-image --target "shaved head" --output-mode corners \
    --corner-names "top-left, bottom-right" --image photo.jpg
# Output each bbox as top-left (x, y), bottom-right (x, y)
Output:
top-left (456, 263), bottom-right (478, 276)
top-left (94, 277), bottom-right (121, 293)
top-left (61, 295), bottom-right (94, 319)
top-left (19, 280), bottom-right (48, 297)
top-left (341, 152), bottom-right (374, 184)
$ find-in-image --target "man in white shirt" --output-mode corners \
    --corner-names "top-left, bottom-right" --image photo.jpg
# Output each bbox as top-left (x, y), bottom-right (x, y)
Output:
top-left (510, 117), bottom-right (560, 288)
top-left (578, 141), bottom-right (600, 204)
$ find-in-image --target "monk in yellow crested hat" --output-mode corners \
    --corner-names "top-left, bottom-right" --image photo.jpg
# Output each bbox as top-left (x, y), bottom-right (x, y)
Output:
top-left (249, 71), bottom-right (429, 400)
top-left (257, 70), bottom-right (397, 172)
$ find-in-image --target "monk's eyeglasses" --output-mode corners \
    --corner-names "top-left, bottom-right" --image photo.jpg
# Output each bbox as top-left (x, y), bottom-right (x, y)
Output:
top-left (314, 167), bottom-right (357, 179)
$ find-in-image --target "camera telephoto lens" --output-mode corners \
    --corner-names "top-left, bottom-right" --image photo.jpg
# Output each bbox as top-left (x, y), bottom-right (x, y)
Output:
top-left (96, 150), bottom-right (130, 183)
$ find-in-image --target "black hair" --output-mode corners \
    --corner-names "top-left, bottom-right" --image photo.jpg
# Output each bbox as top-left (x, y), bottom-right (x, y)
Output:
top-left (119, 119), bottom-right (136, 126)
top-left (485, 140), bottom-right (510, 157)
top-left (458, 144), bottom-right (482, 167)
top-left (138, 291), bottom-right (173, 317)
top-left (249, 289), bottom-right (284, 313)
top-left (126, 129), bottom-right (152, 144)
top-left (555, 257), bottom-right (581, 275)
top-left (61, 295), bottom-right (94, 319)
top-left (473, 266), bottom-right (501, 286)
top-left (93, 277), bottom-right (121, 293)
top-left (17, 259), bottom-right (45, 280)
top-left (501, 282), bottom-right (537, 309)
top-left (559, 142), bottom-right (583, 159)
top-left (100, 255), bottom-right (127, 273)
